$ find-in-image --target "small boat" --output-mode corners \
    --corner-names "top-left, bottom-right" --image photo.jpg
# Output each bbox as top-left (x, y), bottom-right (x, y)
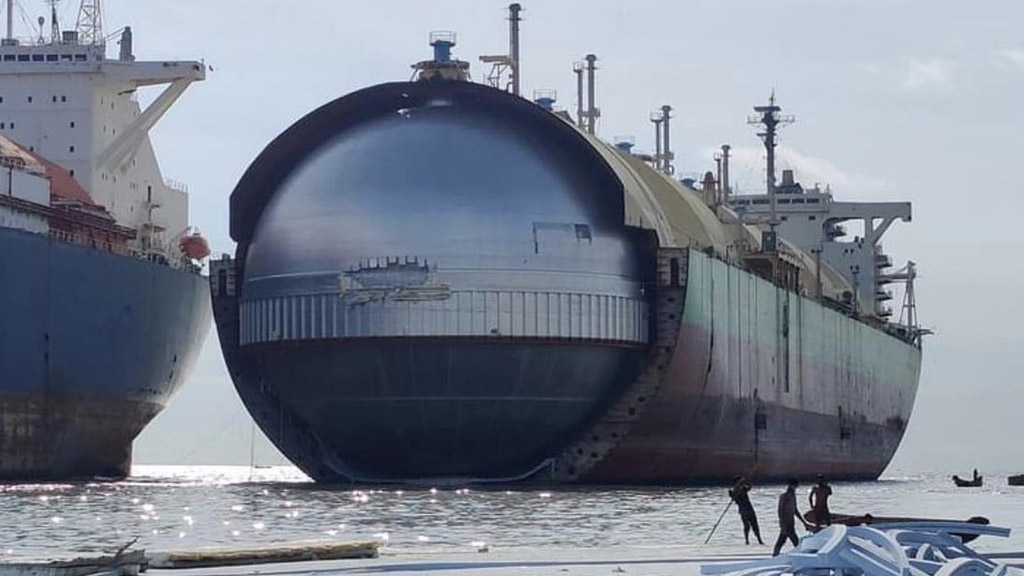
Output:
top-left (1008, 475), bottom-right (1024, 486)
top-left (803, 510), bottom-right (990, 544)
top-left (952, 474), bottom-right (983, 488)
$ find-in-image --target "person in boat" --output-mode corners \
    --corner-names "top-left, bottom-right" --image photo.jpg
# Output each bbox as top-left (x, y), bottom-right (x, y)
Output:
top-left (773, 478), bottom-right (811, 556)
top-left (729, 476), bottom-right (764, 545)
top-left (973, 469), bottom-right (980, 482)
top-left (809, 474), bottom-right (833, 528)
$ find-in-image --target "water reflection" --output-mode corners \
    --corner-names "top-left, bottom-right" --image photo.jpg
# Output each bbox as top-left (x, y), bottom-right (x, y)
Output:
top-left (0, 466), bottom-right (1019, 558)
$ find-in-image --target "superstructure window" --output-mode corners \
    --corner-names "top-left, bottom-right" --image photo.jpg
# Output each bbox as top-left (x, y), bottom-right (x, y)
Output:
top-left (2, 54), bottom-right (13, 61)
top-left (60, 54), bottom-right (71, 62)
top-left (46, 54), bottom-right (57, 62)
top-left (61, 95), bottom-right (66, 102)
top-left (74, 54), bottom-right (86, 61)
top-left (69, 121), bottom-right (75, 128)
top-left (26, 96), bottom-right (32, 103)
top-left (17, 55), bottom-right (28, 61)
top-left (69, 146), bottom-right (75, 153)
top-left (31, 54), bottom-right (43, 62)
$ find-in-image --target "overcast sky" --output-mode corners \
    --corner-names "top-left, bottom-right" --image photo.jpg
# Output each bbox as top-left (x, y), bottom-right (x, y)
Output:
top-left (55, 0), bottom-right (1022, 474)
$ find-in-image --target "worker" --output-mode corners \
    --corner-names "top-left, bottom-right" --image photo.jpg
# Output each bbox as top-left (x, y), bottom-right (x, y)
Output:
top-left (809, 474), bottom-right (833, 528)
top-left (729, 476), bottom-right (764, 545)
top-left (773, 478), bottom-right (811, 556)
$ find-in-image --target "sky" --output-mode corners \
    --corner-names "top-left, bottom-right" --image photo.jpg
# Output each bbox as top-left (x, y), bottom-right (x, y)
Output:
top-left (48, 0), bottom-right (1023, 474)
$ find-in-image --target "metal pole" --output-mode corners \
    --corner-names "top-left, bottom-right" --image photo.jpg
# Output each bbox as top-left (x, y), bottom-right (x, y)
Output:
top-left (653, 118), bottom-right (663, 170)
top-left (704, 499), bottom-right (734, 545)
top-left (815, 246), bottom-right (823, 300)
top-left (574, 63), bottom-right (584, 128)
top-left (585, 54), bottom-right (597, 135)
top-left (508, 3), bottom-right (521, 96)
top-left (721, 144), bottom-right (731, 197)
top-left (766, 119), bottom-right (776, 216)
top-left (661, 105), bottom-right (673, 175)
top-left (6, 0), bottom-right (13, 41)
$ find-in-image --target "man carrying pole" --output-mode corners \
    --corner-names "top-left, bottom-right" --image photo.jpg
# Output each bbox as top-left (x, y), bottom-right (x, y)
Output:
top-left (729, 476), bottom-right (764, 545)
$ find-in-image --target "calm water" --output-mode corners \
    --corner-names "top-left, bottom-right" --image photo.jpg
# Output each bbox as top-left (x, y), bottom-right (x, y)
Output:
top-left (1, 466), bottom-right (1023, 559)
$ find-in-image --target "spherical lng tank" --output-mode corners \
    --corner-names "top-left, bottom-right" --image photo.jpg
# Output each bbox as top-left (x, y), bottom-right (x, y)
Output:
top-left (222, 80), bottom-right (653, 482)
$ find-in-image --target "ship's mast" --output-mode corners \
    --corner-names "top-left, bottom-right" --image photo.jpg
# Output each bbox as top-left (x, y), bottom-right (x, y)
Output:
top-left (47, 0), bottom-right (60, 44)
top-left (75, 0), bottom-right (102, 45)
top-left (748, 92), bottom-right (794, 222)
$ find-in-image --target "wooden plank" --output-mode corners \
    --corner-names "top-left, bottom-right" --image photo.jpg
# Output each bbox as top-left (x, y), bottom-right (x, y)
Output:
top-left (146, 540), bottom-right (379, 569)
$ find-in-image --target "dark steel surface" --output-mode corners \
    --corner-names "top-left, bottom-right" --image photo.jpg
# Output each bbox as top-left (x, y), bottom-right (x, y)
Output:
top-left (0, 393), bottom-right (162, 479)
top-left (220, 80), bottom-right (652, 482)
top-left (0, 226), bottom-right (211, 479)
top-left (251, 340), bottom-right (642, 481)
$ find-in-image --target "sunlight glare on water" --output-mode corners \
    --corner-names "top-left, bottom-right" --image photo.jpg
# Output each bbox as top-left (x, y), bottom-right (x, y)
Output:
top-left (0, 465), bottom-right (1021, 558)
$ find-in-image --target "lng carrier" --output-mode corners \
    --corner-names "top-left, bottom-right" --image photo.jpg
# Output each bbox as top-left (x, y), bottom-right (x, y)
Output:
top-left (212, 5), bottom-right (927, 484)
top-left (0, 0), bottom-right (209, 479)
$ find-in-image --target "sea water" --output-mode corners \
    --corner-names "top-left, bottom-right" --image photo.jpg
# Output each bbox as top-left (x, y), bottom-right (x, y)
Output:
top-left (0, 466), bottom-right (1021, 559)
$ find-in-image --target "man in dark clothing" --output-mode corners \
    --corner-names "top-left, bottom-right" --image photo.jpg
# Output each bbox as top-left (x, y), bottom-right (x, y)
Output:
top-left (729, 476), bottom-right (764, 545)
top-left (773, 478), bottom-right (810, 556)
top-left (808, 474), bottom-right (833, 528)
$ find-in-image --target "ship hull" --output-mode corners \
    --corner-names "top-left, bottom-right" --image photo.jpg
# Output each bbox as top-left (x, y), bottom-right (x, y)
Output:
top-left (238, 340), bottom-right (642, 482)
top-left (212, 79), bottom-right (922, 485)
top-left (214, 249), bottom-right (921, 485)
top-left (0, 227), bottom-right (210, 480)
top-left (582, 249), bottom-right (921, 484)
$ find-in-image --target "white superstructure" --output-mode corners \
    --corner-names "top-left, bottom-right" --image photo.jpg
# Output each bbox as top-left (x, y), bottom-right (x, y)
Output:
top-left (723, 98), bottom-right (912, 318)
top-left (728, 171), bottom-right (910, 317)
top-left (0, 0), bottom-right (204, 256)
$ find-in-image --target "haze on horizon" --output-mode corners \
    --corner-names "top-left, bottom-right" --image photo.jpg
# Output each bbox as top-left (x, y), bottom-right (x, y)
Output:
top-left (57, 0), bottom-right (1020, 475)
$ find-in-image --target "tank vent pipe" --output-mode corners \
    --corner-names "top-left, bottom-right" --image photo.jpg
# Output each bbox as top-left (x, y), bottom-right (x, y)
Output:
top-left (721, 144), bottom-right (731, 198)
top-left (650, 112), bottom-right (663, 170)
top-left (573, 61), bottom-right (584, 128)
top-left (661, 105), bottom-right (674, 175)
top-left (509, 3), bottom-right (522, 96)
top-left (585, 54), bottom-right (598, 135)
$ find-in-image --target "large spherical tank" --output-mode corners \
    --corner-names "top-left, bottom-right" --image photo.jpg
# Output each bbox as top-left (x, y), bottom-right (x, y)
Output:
top-left (228, 81), bottom-right (651, 482)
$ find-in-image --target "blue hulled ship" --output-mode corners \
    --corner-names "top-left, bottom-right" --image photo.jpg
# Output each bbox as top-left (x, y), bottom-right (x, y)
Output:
top-left (0, 0), bottom-right (209, 479)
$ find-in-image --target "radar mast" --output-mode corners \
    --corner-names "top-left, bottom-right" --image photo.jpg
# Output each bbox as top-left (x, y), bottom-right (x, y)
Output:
top-left (75, 0), bottom-right (102, 45)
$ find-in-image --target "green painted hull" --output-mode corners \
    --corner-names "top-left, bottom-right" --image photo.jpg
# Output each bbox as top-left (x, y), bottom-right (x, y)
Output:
top-left (586, 248), bottom-right (922, 483)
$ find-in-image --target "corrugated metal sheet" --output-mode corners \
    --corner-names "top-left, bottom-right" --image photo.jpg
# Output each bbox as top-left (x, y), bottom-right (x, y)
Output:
top-left (241, 289), bottom-right (647, 345)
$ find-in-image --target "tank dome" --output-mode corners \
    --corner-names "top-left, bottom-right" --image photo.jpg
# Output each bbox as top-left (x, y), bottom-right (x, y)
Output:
top-left (226, 81), bottom-right (651, 481)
